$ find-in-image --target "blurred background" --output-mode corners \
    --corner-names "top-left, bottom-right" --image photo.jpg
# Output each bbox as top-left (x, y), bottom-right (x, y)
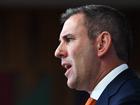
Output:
top-left (0, 0), bottom-right (140, 105)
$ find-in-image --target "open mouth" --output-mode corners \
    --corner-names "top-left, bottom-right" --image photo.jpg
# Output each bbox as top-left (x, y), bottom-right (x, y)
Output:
top-left (64, 64), bottom-right (72, 70)
top-left (62, 63), bottom-right (72, 77)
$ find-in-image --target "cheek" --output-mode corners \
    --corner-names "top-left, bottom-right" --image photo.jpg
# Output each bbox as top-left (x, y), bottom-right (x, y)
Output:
top-left (68, 45), bottom-right (82, 69)
top-left (71, 46), bottom-right (86, 69)
top-left (68, 41), bottom-right (92, 68)
top-left (68, 39), bottom-right (88, 57)
top-left (68, 44), bottom-right (80, 57)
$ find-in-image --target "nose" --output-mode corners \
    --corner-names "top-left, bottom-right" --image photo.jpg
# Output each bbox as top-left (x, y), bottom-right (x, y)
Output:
top-left (54, 43), bottom-right (67, 59)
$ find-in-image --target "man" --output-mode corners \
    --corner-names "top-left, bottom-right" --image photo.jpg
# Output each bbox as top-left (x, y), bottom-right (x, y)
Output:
top-left (54, 4), bottom-right (140, 105)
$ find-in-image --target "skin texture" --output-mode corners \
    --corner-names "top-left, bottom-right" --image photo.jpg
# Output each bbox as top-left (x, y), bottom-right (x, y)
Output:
top-left (55, 13), bottom-right (123, 93)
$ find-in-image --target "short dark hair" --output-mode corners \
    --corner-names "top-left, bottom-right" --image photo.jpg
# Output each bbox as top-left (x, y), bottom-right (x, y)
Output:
top-left (61, 4), bottom-right (133, 62)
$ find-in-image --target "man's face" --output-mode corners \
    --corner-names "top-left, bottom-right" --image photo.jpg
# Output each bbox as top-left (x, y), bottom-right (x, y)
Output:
top-left (55, 14), bottom-right (99, 91)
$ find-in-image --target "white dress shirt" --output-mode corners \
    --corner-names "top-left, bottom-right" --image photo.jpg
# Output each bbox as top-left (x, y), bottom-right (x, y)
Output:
top-left (90, 64), bottom-right (128, 100)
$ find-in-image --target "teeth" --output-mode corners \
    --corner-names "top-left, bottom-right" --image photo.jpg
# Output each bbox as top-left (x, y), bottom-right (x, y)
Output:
top-left (65, 65), bottom-right (68, 69)
top-left (64, 65), bottom-right (67, 69)
top-left (64, 64), bottom-right (71, 69)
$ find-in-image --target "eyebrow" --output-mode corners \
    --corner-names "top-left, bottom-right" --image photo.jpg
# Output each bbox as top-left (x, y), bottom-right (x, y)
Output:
top-left (59, 34), bottom-right (74, 42)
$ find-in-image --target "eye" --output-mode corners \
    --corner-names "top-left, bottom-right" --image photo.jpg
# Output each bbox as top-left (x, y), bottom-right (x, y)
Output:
top-left (64, 34), bottom-right (75, 43)
top-left (65, 37), bottom-right (74, 42)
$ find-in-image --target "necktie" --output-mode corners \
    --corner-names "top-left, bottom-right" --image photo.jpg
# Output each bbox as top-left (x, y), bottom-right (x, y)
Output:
top-left (85, 97), bottom-right (96, 105)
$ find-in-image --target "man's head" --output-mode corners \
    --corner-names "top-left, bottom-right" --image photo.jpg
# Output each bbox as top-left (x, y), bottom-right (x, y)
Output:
top-left (61, 5), bottom-right (133, 62)
top-left (55, 5), bottom-right (133, 92)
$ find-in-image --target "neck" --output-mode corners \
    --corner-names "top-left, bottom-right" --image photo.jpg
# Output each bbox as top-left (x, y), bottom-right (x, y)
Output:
top-left (88, 56), bottom-right (125, 93)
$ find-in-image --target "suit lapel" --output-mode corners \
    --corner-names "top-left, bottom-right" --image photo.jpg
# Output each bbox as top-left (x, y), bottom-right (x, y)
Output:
top-left (96, 69), bottom-right (138, 105)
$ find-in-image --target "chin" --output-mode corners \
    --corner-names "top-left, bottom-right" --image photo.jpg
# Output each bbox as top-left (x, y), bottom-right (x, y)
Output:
top-left (67, 81), bottom-right (86, 91)
top-left (67, 79), bottom-right (76, 89)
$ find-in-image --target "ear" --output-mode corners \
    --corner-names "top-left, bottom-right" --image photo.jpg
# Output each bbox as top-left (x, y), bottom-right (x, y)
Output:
top-left (96, 31), bottom-right (112, 57)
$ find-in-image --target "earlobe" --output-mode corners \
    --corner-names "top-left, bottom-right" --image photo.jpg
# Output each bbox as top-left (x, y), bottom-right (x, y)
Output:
top-left (97, 31), bottom-right (112, 57)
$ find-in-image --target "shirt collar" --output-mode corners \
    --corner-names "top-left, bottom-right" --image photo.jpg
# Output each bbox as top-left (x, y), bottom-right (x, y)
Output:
top-left (90, 64), bottom-right (128, 100)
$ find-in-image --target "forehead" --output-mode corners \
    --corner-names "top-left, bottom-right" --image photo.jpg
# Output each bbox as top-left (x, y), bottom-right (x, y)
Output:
top-left (60, 13), bottom-right (86, 38)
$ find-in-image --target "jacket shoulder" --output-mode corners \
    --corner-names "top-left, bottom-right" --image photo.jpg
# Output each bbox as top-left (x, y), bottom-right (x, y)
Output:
top-left (96, 69), bottom-right (140, 105)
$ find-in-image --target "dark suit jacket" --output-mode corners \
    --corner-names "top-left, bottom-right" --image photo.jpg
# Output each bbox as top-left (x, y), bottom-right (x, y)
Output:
top-left (96, 69), bottom-right (140, 105)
